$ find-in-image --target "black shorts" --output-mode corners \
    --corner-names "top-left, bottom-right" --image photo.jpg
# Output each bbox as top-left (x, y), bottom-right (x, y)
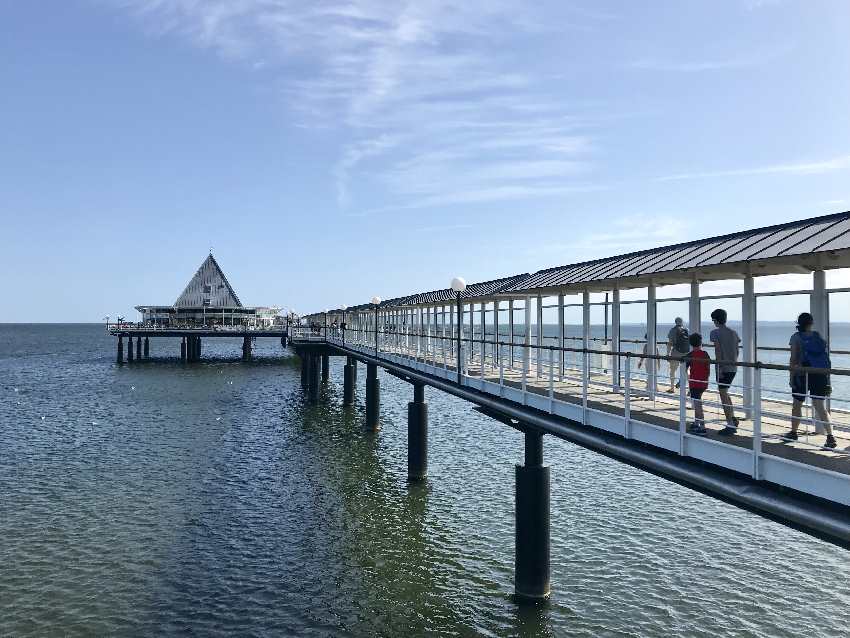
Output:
top-left (717, 370), bottom-right (736, 389)
top-left (791, 373), bottom-right (829, 401)
top-left (689, 388), bottom-right (706, 400)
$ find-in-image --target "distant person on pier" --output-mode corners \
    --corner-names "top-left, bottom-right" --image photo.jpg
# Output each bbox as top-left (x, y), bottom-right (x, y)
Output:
top-left (637, 333), bottom-right (658, 371)
top-left (666, 317), bottom-right (690, 393)
top-left (710, 308), bottom-right (740, 435)
top-left (685, 333), bottom-right (709, 436)
top-left (785, 312), bottom-right (837, 449)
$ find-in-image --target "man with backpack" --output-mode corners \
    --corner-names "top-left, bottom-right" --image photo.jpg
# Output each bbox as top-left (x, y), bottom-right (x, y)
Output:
top-left (666, 317), bottom-right (690, 394)
top-left (785, 312), bottom-right (837, 449)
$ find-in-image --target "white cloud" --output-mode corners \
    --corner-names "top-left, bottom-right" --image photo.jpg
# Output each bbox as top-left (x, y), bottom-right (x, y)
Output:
top-left (657, 155), bottom-right (850, 182)
top-left (113, 0), bottom-right (604, 212)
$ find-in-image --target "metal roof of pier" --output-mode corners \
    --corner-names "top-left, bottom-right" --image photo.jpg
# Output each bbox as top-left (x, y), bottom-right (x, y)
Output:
top-left (502, 211), bottom-right (850, 295)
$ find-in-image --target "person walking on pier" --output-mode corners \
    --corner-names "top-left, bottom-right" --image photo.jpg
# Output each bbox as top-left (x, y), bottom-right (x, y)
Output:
top-left (784, 312), bottom-right (837, 449)
top-left (666, 317), bottom-right (690, 393)
top-left (685, 333), bottom-right (710, 436)
top-left (709, 309), bottom-right (740, 435)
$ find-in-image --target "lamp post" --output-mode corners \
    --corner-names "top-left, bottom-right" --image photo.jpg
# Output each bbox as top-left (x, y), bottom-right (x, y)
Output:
top-left (451, 277), bottom-right (466, 384)
top-left (371, 296), bottom-right (381, 355)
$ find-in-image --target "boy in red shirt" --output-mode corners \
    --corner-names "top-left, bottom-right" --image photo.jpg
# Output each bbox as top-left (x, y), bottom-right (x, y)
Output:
top-left (685, 333), bottom-right (710, 436)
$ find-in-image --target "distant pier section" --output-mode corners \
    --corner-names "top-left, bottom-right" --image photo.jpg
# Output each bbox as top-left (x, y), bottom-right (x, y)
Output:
top-left (109, 253), bottom-right (291, 362)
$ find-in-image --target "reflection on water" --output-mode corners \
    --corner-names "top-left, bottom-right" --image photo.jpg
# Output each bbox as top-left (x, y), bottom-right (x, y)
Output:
top-left (1, 325), bottom-right (849, 637)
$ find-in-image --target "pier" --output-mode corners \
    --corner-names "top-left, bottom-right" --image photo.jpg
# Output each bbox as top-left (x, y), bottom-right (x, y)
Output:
top-left (292, 211), bottom-right (850, 601)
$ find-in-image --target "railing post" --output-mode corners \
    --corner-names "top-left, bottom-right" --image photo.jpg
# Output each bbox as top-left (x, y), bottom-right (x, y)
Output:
top-left (548, 347), bottom-right (554, 413)
top-left (678, 361), bottom-right (687, 455)
top-left (753, 366), bottom-right (762, 479)
top-left (582, 291), bottom-right (590, 424)
top-left (522, 297), bottom-right (530, 399)
top-left (509, 299), bottom-right (515, 370)
top-left (499, 344), bottom-right (505, 393)
top-left (612, 287), bottom-right (621, 391)
top-left (557, 293), bottom-right (565, 381)
top-left (624, 355), bottom-right (631, 438)
top-left (536, 294), bottom-right (543, 378)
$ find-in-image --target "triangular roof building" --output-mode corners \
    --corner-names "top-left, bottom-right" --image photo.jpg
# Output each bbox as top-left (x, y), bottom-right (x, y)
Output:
top-left (174, 254), bottom-right (242, 308)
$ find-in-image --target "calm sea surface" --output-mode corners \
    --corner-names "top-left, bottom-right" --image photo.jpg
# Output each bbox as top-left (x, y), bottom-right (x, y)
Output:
top-left (2, 324), bottom-right (849, 637)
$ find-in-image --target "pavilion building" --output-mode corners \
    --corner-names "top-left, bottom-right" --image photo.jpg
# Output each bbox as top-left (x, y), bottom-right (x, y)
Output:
top-left (135, 254), bottom-right (280, 328)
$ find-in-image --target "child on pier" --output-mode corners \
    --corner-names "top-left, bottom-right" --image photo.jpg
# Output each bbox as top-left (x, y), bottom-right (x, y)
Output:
top-left (685, 333), bottom-right (710, 436)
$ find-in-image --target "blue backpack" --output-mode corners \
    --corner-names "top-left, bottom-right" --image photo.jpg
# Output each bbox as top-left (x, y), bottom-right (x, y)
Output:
top-left (800, 331), bottom-right (830, 370)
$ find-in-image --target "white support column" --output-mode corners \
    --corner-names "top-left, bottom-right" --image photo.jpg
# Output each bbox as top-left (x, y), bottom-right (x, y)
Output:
top-left (523, 297), bottom-right (531, 391)
top-left (582, 290), bottom-right (590, 404)
top-left (509, 299), bottom-right (515, 370)
top-left (449, 303), bottom-right (455, 357)
top-left (742, 274), bottom-right (756, 418)
top-left (536, 294), bottom-right (543, 377)
top-left (811, 269), bottom-right (829, 338)
top-left (689, 278), bottom-right (701, 340)
top-left (557, 293), bottom-right (565, 380)
top-left (812, 269), bottom-right (829, 431)
top-left (647, 283), bottom-right (657, 400)
top-left (469, 301), bottom-right (475, 365)
top-left (493, 299), bottom-right (500, 365)
top-left (612, 287), bottom-right (621, 390)
top-left (480, 301), bottom-right (486, 370)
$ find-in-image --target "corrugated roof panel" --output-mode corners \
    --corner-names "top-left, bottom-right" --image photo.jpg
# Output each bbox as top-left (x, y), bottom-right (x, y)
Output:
top-left (742, 219), bottom-right (841, 261)
top-left (731, 224), bottom-right (815, 262)
top-left (778, 217), bottom-right (850, 257)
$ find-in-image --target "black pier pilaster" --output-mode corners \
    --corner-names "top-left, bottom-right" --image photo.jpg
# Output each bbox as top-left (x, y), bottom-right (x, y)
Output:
top-left (300, 350), bottom-right (309, 389)
top-left (308, 354), bottom-right (320, 403)
top-left (143, 337), bottom-right (149, 359)
top-left (197, 337), bottom-right (202, 360)
top-left (180, 337), bottom-right (186, 362)
top-left (407, 382), bottom-right (428, 481)
top-left (136, 337), bottom-right (142, 361)
top-left (117, 336), bottom-right (124, 364)
top-left (242, 336), bottom-right (252, 361)
top-left (343, 356), bottom-right (356, 405)
top-left (365, 363), bottom-right (380, 430)
top-left (127, 335), bottom-right (135, 362)
top-left (321, 354), bottom-right (329, 383)
top-left (515, 428), bottom-right (550, 602)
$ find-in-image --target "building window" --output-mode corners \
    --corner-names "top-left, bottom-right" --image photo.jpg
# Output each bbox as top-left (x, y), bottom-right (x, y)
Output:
top-left (203, 285), bottom-right (211, 294)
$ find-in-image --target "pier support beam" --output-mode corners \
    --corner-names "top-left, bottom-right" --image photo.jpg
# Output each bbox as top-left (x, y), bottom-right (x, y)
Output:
top-left (366, 363), bottom-right (380, 430)
top-left (300, 350), bottom-right (309, 389)
top-left (515, 428), bottom-right (550, 602)
top-left (128, 335), bottom-right (135, 362)
top-left (136, 337), bottom-right (142, 361)
top-left (180, 337), bottom-right (186, 362)
top-left (116, 336), bottom-right (124, 364)
top-left (343, 356), bottom-right (356, 405)
top-left (321, 354), bottom-right (329, 383)
top-left (308, 354), bottom-right (320, 403)
top-left (407, 383), bottom-right (428, 481)
top-left (197, 337), bottom-right (202, 360)
top-left (242, 336), bottom-right (252, 361)
top-left (143, 337), bottom-right (149, 359)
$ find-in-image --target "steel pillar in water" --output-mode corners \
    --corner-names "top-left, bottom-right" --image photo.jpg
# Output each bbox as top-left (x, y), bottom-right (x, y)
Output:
top-left (300, 351), bottom-right (309, 389)
top-left (308, 354), bottom-right (320, 403)
top-left (136, 337), bottom-right (142, 360)
top-left (343, 356), bottom-right (356, 405)
top-left (321, 354), bottom-right (329, 382)
top-left (117, 336), bottom-right (124, 364)
top-left (197, 337), bottom-right (202, 360)
top-left (143, 337), bottom-right (149, 359)
top-left (242, 336), bottom-right (251, 361)
top-left (515, 428), bottom-right (550, 602)
top-left (407, 383), bottom-right (428, 481)
top-left (127, 335), bottom-right (135, 362)
top-left (365, 362), bottom-right (380, 429)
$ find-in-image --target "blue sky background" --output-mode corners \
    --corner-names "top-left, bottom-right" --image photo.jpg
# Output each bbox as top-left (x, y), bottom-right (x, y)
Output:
top-left (2, 0), bottom-right (849, 322)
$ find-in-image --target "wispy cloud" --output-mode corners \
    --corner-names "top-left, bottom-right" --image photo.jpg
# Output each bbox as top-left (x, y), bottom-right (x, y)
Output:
top-left (113, 0), bottom-right (607, 212)
top-left (656, 155), bottom-right (850, 182)
top-left (630, 45), bottom-right (789, 72)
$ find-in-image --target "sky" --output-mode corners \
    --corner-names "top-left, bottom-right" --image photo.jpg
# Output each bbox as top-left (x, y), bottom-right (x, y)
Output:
top-left (2, 0), bottom-right (850, 322)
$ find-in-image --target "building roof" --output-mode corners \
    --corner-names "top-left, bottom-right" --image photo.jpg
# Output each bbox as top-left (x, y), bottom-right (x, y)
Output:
top-left (174, 254), bottom-right (243, 308)
top-left (501, 211), bottom-right (850, 295)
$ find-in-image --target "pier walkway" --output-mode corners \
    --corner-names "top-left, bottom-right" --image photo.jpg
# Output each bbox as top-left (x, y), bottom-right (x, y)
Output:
top-left (292, 212), bottom-right (850, 598)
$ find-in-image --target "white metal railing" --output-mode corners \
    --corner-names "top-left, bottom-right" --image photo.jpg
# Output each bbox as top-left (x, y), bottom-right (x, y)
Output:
top-left (292, 323), bottom-right (850, 507)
